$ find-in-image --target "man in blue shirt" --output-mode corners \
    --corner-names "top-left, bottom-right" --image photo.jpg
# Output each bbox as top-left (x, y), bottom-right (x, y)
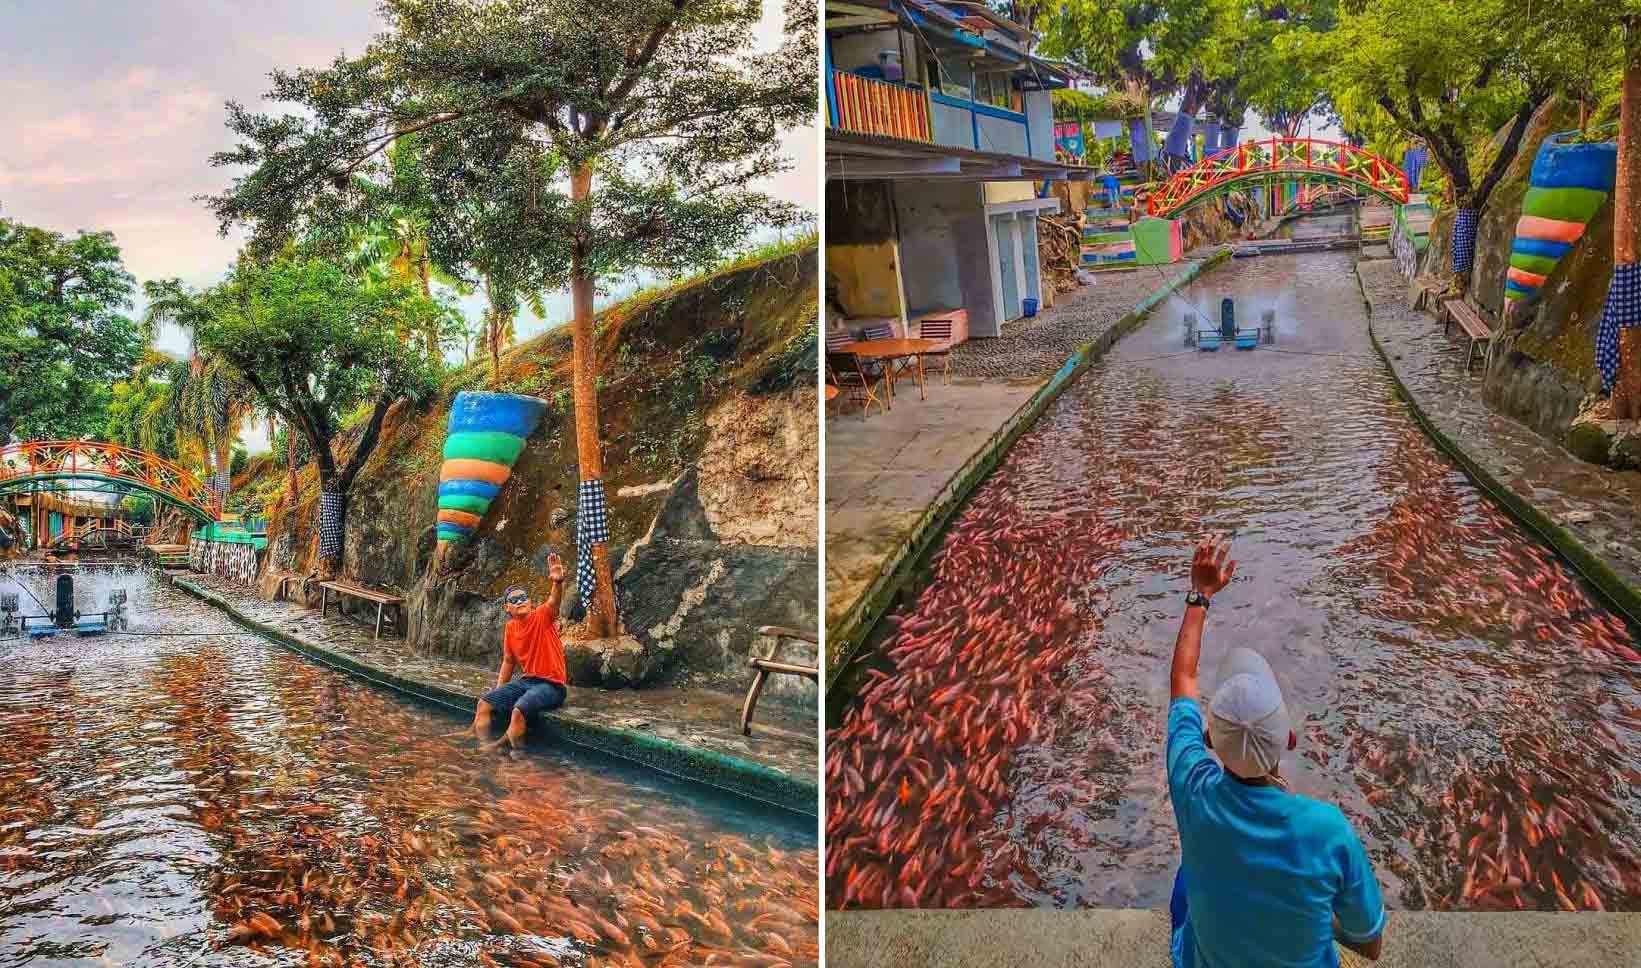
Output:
top-left (1168, 536), bottom-right (1387, 967)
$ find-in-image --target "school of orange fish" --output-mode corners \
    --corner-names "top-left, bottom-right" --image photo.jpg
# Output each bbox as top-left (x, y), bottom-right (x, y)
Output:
top-left (0, 624), bottom-right (818, 967)
top-left (826, 371), bottom-right (1641, 912)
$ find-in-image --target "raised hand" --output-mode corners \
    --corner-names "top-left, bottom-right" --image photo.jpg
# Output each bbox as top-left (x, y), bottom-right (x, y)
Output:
top-left (547, 553), bottom-right (566, 582)
top-left (1191, 536), bottom-right (1237, 598)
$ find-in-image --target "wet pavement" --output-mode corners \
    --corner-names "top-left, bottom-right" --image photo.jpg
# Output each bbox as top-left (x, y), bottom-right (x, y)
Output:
top-left (177, 574), bottom-right (818, 790)
top-left (950, 262), bottom-right (1207, 381)
top-left (0, 576), bottom-right (817, 967)
top-left (1357, 257), bottom-right (1641, 592)
top-left (827, 249), bottom-right (1641, 913)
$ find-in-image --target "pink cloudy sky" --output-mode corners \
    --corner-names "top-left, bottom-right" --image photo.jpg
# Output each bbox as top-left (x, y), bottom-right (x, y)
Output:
top-left (0, 1), bottom-right (819, 361)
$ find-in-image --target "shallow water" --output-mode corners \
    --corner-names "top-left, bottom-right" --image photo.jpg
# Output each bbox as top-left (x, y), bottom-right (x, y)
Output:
top-left (826, 250), bottom-right (1641, 913)
top-left (0, 576), bottom-right (817, 967)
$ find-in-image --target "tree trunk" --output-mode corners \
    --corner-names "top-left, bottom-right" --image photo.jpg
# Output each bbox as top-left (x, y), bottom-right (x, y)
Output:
top-left (1612, 19), bottom-right (1641, 418)
top-left (286, 423), bottom-right (298, 500)
top-left (569, 164), bottom-right (620, 637)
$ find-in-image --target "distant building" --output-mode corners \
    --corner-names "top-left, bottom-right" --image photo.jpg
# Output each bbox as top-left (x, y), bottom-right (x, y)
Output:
top-left (825, 0), bottom-right (1093, 339)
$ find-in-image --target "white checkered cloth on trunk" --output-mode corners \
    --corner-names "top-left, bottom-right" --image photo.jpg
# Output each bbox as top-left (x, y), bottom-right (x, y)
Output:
top-left (319, 492), bottom-right (345, 561)
top-left (1598, 262), bottom-right (1641, 393)
top-left (1451, 208), bottom-right (1478, 275)
top-left (575, 479), bottom-right (609, 612)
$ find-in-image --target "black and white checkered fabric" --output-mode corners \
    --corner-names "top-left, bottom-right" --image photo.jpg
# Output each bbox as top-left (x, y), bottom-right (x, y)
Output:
top-left (1451, 208), bottom-right (1478, 275)
top-left (575, 479), bottom-right (609, 610)
top-left (1598, 262), bottom-right (1641, 392)
top-left (319, 492), bottom-right (345, 561)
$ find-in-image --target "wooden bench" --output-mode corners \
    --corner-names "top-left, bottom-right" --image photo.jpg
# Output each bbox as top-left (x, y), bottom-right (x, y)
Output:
top-left (319, 580), bottom-right (405, 639)
top-left (1440, 297), bottom-right (1495, 371)
top-left (741, 625), bottom-right (819, 736)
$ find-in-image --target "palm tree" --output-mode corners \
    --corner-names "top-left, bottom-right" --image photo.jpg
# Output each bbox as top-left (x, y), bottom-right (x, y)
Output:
top-left (141, 280), bottom-right (256, 507)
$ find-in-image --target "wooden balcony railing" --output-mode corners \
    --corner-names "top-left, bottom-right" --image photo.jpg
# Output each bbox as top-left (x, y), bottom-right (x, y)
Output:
top-left (830, 70), bottom-right (932, 143)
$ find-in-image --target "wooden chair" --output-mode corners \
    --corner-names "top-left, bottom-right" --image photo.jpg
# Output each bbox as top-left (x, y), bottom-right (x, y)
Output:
top-left (917, 317), bottom-right (955, 385)
top-left (827, 352), bottom-right (888, 414)
top-left (741, 625), bottom-right (819, 736)
top-left (862, 323), bottom-right (917, 390)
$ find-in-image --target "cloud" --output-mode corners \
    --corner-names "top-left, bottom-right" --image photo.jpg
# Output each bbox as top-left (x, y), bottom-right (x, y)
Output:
top-left (0, 0), bottom-right (816, 309)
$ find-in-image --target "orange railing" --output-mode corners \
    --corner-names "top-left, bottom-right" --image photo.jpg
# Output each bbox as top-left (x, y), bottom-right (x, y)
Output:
top-left (830, 71), bottom-right (933, 143)
top-left (1148, 137), bottom-right (1409, 218)
top-left (0, 440), bottom-right (220, 521)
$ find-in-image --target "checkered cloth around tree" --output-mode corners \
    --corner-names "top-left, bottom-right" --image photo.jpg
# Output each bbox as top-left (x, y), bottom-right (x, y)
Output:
top-left (575, 479), bottom-right (609, 613)
top-left (1598, 262), bottom-right (1641, 393)
top-left (319, 492), bottom-right (345, 561)
top-left (1451, 208), bottom-right (1479, 275)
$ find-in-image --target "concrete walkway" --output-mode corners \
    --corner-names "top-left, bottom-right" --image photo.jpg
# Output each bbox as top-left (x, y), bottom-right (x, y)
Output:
top-left (827, 909), bottom-right (1641, 967)
top-left (825, 377), bottom-right (1040, 633)
top-left (1357, 257), bottom-right (1641, 616)
top-left (172, 573), bottom-right (817, 811)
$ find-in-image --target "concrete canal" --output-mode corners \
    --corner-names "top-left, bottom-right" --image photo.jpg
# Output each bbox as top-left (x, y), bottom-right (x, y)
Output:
top-left (826, 248), bottom-right (1641, 914)
top-left (0, 571), bottom-right (817, 967)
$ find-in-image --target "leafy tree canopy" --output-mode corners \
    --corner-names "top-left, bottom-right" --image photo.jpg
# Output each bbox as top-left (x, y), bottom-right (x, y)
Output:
top-left (204, 0), bottom-right (816, 296)
top-left (1326, 0), bottom-right (1557, 208)
top-left (195, 256), bottom-right (440, 497)
top-left (0, 214), bottom-right (141, 443)
top-left (1041, 0), bottom-right (1219, 100)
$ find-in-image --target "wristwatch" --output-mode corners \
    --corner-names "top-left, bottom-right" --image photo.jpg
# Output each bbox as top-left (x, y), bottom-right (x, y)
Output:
top-left (1185, 590), bottom-right (1211, 610)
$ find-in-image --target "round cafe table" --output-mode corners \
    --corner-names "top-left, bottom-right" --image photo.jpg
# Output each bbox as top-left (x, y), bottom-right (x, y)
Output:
top-left (835, 338), bottom-right (942, 404)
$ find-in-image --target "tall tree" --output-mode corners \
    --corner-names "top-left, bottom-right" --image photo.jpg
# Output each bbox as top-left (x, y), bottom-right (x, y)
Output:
top-left (204, 0), bottom-right (814, 637)
top-left (0, 215), bottom-right (141, 443)
top-left (196, 257), bottom-right (439, 571)
top-left (1042, 0), bottom-right (1221, 177)
top-left (1328, 0), bottom-right (1551, 288)
top-left (142, 278), bottom-right (259, 501)
top-left (1602, 11), bottom-right (1641, 415)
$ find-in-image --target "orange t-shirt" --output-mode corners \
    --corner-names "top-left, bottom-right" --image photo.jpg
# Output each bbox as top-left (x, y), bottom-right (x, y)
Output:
top-left (504, 604), bottom-right (567, 685)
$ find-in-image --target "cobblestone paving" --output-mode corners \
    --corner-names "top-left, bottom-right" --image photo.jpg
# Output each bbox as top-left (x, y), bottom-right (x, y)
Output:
top-left (1358, 256), bottom-right (1641, 593)
top-left (180, 574), bottom-right (817, 783)
top-left (950, 260), bottom-right (1206, 380)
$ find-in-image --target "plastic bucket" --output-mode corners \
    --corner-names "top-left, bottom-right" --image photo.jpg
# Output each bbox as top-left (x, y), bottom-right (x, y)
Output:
top-left (1022, 297), bottom-right (1039, 317)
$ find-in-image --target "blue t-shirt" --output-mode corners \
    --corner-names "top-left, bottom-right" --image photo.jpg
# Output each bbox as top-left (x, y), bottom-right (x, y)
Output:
top-left (1167, 697), bottom-right (1385, 968)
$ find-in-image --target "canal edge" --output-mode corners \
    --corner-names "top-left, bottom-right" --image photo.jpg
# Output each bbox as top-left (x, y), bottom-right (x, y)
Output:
top-left (1354, 266), bottom-right (1641, 631)
top-left (824, 248), bottom-right (1234, 722)
top-left (166, 576), bottom-right (819, 819)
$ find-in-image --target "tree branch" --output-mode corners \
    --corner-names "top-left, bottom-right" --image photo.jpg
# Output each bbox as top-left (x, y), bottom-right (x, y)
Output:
top-left (1471, 94), bottom-right (1544, 211)
top-left (337, 393), bottom-right (393, 494)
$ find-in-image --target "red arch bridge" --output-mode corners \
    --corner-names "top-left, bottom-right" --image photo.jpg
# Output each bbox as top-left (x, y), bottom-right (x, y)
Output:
top-left (0, 441), bottom-right (221, 524)
top-left (1147, 138), bottom-right (1410, 219)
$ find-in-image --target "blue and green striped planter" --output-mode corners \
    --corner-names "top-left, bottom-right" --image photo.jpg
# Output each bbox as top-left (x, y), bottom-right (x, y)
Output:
top-left (436, 391), bottom-right (549, 545)
top-left (1506, 131), bottom-right (1617, 302)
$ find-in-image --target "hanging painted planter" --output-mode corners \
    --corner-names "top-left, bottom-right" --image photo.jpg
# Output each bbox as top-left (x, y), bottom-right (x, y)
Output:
top-left (1506, 130), bottom-right (1617, 302)
top-left (436, 391), bottom-right (549, 545)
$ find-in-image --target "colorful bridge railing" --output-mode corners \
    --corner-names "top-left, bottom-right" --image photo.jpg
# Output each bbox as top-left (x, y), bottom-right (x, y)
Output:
top-left (1148, 138), bottom-right (1409, 218)
top-left (830, 71), bottom-right (933, 143)
top-left (0, 441), bottom-right (220, 522)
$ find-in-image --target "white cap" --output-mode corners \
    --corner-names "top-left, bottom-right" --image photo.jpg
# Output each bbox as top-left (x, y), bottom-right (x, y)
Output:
top-left (1208, 647), bottom-right (1291, 780)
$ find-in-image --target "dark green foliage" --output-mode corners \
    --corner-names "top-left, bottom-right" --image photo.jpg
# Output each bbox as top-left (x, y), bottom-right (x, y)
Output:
top-left (196, 257), bottom-right (440, 497)
top-left (749, 317), bottom-right (816, 395)
top-left (0, 214), bottom-right (142, 443)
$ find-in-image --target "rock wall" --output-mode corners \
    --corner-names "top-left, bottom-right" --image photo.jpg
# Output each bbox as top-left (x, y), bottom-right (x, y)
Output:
top-left (256, 248), bottom-right (819, 706)
top-left (1418, 97), bottom-right (1617, 451)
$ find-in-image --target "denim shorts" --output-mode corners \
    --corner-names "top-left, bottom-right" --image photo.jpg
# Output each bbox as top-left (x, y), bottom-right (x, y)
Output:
top-left (482, 676), bottom-right (567, 719)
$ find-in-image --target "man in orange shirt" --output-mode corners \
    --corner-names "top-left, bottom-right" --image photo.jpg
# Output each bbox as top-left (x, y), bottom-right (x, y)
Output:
top-left (472, 553), bottom-right (569, 750)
